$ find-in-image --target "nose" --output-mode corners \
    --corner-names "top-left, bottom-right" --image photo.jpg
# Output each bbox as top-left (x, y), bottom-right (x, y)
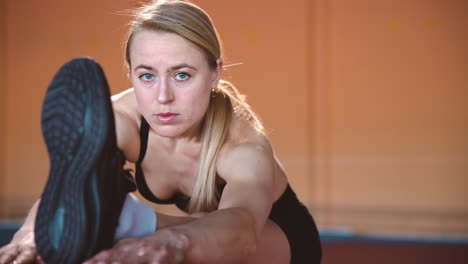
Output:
top-left (157, 77), bottom-right (174, 104)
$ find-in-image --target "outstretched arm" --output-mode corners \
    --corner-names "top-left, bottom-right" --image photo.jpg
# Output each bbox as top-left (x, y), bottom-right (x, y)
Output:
top-left (87, 139), bottom-right (281, 264)
top-left (177, 141), bottom-right (277, 263)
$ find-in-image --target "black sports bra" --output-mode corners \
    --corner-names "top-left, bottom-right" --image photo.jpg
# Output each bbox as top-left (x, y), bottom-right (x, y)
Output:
top-left (135, 117), bottom-right (192, 211)
top-left (134, 119), bottom-right (322, 263)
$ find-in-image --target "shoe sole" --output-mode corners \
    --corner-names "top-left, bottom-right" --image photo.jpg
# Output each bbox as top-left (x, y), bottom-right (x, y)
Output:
top-left (35, 58), bottom-right (115, 264)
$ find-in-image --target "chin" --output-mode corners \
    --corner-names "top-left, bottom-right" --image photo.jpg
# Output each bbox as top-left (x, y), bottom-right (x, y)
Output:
top-left (153, 125), bottom-right (189, 138)
top-left (153, 127), bottom-right (182, 138)
top-left (150, 119), bottom-right (202, 139)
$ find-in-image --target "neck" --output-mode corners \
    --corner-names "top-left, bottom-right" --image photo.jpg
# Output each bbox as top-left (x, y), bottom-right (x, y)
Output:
top-left (156, 119), bottom-right (204, 154)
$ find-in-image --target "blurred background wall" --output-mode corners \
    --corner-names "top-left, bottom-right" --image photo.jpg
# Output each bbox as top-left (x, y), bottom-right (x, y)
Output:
top-left (0, 0), bottom-right (467, 242)
top-left (0, 0), bottom-right (6, 218)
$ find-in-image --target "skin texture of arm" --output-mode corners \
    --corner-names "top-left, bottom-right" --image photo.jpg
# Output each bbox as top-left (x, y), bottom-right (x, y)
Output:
top-left (88, 199), bottom-right (266, 264)
top-left (180, 138), bottom-right (279, 263)
top-left (154, 138), bottom-right (280, 264)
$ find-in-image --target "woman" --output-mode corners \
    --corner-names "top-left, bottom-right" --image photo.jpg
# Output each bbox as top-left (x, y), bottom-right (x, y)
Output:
top-left (0, 1), bottom-right (321, 263)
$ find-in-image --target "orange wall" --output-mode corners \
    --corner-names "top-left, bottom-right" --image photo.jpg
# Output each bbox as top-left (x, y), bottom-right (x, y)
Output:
top-left (307, 0), bottom-right (468, 235)
top-left (0, 0), bottom-right (6, 218)
top-left (1, 0), bottom-right (467, 235)
top-left (325, 0), bottom-right (468, 211)
top-left (2, 0), bottom-right (134, 217)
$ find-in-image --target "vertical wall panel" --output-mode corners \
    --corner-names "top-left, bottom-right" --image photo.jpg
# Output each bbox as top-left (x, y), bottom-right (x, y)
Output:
top-left (0, 0), bottom-right (6, 218)
top-left (307, 0), bottom-right (333, 208)
top-left (328, 0), bottom-right (468, 211)
top-left (312, 0), bottom-right (468, 235)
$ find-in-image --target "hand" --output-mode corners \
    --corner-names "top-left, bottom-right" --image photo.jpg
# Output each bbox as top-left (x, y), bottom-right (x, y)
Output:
top-left (83, 229), bottom-right (190, 264)
top-left (0, 231), bottom-right (45, 264)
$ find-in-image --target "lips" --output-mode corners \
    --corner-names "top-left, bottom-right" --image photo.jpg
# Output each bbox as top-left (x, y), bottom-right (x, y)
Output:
top-left (154, 112), bottom-right (178, 123)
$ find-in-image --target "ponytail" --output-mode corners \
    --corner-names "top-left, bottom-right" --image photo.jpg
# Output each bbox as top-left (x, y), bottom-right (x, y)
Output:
top-left (187, 80), bottom-right (263, 212)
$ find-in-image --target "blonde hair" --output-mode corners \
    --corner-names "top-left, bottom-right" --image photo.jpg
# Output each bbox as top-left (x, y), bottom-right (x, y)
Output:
top-left (125, 0), bottom-right (263, 212)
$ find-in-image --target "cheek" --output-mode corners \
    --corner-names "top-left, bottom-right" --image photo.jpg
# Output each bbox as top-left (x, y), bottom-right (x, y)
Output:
top-left (134, 88), bottom-right (153, 112)
top-left (180, 89), bottom-right (211, 117)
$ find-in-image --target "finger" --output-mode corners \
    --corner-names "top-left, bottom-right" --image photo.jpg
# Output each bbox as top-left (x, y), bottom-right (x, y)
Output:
top-left (110, 247), bottom-right (138, 262)
top-left (111, 241), bottom-right (147, 261)
top-left (15, 247), bottom-right (37, 264)
top-left (110, 245), bottom-right (157, 264)
top-left (0, 244), bottom-right (10, 255)
top-left (149, 245), bottom-right (174, 264)
top-left (0, 245), bottom-right (18, 264)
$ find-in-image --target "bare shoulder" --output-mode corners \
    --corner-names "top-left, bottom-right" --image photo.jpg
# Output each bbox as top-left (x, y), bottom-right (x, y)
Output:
top-left (217, 116), bottom-right (288, 204)
top-left (111, 88), bottom-right (141, 162)
top-left (111, 88), bottom-right (139, 114)
top-left (218, 132), bottom-right (274, 177)
top-left (218, 116), bottom-right (283, 187)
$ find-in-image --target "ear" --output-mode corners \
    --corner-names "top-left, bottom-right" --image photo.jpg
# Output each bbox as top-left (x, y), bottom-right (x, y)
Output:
top-left (211, 58), bottom-right (223, 88)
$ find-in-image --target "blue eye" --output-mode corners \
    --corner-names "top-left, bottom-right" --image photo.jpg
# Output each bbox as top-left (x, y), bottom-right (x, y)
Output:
top-left (140, 73), bottom-right (154, 81)
top-left (175, 72), bottom-right (190, 81)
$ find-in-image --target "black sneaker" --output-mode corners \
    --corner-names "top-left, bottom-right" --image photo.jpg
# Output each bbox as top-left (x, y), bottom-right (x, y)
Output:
top-left (34, 58), bottom-right (136, 264)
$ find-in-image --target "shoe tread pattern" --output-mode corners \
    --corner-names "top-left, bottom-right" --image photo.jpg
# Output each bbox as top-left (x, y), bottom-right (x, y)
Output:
top-left (35, 58), bottom-right (112, 264)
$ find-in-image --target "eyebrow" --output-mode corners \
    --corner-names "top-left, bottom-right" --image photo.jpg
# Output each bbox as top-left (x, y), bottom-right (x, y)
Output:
top-left (134, 63), bottom-right (198, 72)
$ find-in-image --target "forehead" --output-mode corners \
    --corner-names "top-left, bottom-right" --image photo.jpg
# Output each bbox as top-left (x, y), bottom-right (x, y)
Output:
top-left (130, 30), bottom-right (208, 68)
